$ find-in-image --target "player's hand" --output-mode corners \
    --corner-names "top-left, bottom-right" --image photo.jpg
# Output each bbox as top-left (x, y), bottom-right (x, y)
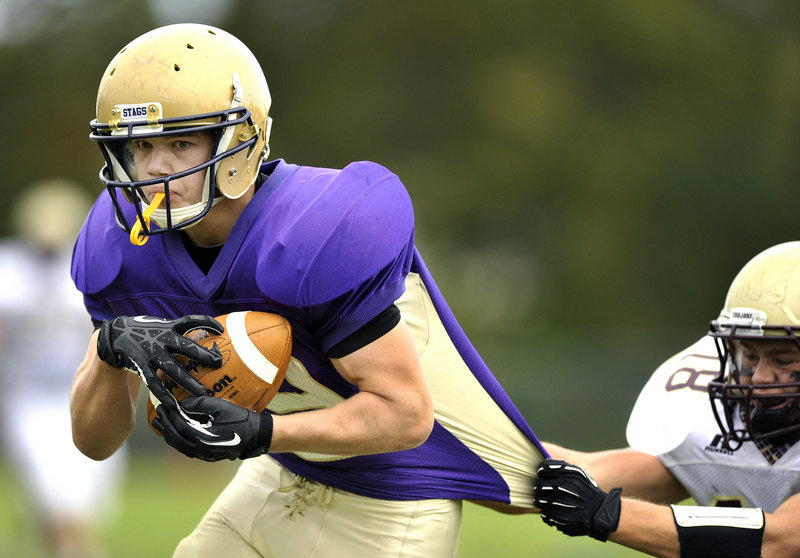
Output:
top-left (97, 315), bottom-right (224, 406)
top-left (151, 396), bottom-right (273, 462)
top-left (533, 458), bottom-right (622, 542)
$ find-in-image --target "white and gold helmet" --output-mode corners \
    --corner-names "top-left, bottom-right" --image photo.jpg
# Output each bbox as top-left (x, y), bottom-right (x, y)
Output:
top-left (708, 241), bottom-right (800, 450)
top-left (89, 23), bottom-right (272, 237)
top-left (13, 178), bottom-right (93, 252)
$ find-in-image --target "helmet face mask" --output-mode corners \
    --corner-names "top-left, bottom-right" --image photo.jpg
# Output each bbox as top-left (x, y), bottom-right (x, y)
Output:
top-left (707, 242), bottom-right (800, 451)
top-left (89, 24), bottom-right (272, 237)
top-left (708, 320), bottom-right (800, 451)
top-left (94, 112), bottom-right (248, 234)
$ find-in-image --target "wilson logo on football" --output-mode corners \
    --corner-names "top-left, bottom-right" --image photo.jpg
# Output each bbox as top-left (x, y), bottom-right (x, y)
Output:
top-left (146, 311), bottom-right (292, 437)
top-left (205, 374), bottom-right (235, 396)
top-left (164, 373), bottom-right (238, 398)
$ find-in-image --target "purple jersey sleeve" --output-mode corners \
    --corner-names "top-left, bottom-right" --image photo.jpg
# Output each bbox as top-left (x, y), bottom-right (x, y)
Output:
top-left (71, 192), bottom-right (126, 322)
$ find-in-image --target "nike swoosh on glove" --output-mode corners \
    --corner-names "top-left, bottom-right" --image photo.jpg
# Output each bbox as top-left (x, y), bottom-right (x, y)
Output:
top-left (151, 396), bottom-right (273, 462)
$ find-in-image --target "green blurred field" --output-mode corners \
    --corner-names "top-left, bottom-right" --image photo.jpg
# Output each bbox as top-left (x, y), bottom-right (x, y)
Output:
top-left (0, 452), bottom-right (646, 557)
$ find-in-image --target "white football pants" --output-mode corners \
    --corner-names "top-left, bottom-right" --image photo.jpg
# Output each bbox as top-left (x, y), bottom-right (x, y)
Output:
top-left (173, 456), bottom-right (462, 558)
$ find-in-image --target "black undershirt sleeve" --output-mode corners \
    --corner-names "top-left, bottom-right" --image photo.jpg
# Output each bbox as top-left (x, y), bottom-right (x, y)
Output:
top-left (326, 304), bottom-right (401, 358)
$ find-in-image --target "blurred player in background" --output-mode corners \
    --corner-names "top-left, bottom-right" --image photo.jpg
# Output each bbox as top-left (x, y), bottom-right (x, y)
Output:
top-left (536, 241), bottom-right (800, 557)
top-left (69, 24), bottom-right (546, 557)
top-left (0, 179), bottom-right (126, 558)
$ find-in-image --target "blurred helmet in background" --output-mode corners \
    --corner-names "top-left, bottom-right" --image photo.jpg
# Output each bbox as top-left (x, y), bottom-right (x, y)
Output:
top-left (12, 178), bottom-right (93, 253)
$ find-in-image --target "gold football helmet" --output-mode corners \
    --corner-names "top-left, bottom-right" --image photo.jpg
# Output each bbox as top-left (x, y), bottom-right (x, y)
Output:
top-left (89, 23), bottom-right (272, 236)
top-left (708, 241), bottom-right (800, 450)
top-left (13, 178), bottom-right (93, 252)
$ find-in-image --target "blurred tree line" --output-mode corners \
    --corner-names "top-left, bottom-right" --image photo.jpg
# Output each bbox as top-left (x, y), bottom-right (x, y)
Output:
top-left (2, 0), bottom-right (800, 448)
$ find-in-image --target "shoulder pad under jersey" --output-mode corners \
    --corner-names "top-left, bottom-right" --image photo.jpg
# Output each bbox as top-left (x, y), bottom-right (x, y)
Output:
top-left (626, 335), bottom-right (720, 455)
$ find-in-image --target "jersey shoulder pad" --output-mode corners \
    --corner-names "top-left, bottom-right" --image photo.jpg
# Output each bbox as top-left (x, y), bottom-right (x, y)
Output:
top-left (626, 336), bottom-right (720, 455)
top-left (256, 161), bottom-right (414, 306)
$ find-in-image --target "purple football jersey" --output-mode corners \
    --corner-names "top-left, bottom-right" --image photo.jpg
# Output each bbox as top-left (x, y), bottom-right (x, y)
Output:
top-left (72, 159), bottom-right (546, 504)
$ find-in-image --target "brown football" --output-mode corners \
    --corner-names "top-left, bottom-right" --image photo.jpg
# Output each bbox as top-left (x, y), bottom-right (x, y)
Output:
top-left (146, 311), bottom-right (291, 435)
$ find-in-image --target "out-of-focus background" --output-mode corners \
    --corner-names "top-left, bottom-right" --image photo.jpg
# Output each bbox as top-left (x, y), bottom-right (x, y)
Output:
top-left (1, 0), bottom-right (799, 556)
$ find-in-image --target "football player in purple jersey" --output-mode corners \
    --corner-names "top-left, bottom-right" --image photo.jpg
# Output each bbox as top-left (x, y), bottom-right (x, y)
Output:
top-left (536, 242), bottom-right (800, 558)
top-left (69, 24), bottom-right (547, 557)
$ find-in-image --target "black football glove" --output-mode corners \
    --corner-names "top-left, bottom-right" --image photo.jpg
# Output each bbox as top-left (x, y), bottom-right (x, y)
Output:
top-left (97, 315), bottom-right (224, 407)
top-left (534, 458), bottom-right (622, 542)
top-left (151, 396), bottom-right (273, 462)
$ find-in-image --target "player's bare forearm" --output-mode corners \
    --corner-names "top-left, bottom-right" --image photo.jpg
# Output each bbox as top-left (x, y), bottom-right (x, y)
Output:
top-left (270, 385), bottom-right (432, 455)
top-left (70, 329), bottom-right (142, 460)
top-left (585, 449), bottom-right (688, 504)
top-left (610, 498), bottom-right (680, 558)
top-left (270, 323), bottom-right (433, 455)
top-left (611, 496), bottom-right (800, 558)
top-left (613, 497), bottom-right (800, 558)
top-left (542, 444), bottom-right (688, 504)
top-left (762, 493), bottom-right (800, 557)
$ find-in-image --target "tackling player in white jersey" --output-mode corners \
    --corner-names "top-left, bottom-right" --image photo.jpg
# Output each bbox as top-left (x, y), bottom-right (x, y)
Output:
top-left (537, 241), bottom-right (800, 557)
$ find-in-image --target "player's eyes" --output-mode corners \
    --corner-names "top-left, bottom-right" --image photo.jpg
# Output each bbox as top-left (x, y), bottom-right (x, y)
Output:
top-left (741, 353), bottom-right (758, 364)
top-left (776, 358), bottom-right (800, 367)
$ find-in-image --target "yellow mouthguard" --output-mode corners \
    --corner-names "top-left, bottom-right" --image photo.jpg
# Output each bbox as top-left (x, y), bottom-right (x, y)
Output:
top-left (130, 192), bottom-right (165, 246)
